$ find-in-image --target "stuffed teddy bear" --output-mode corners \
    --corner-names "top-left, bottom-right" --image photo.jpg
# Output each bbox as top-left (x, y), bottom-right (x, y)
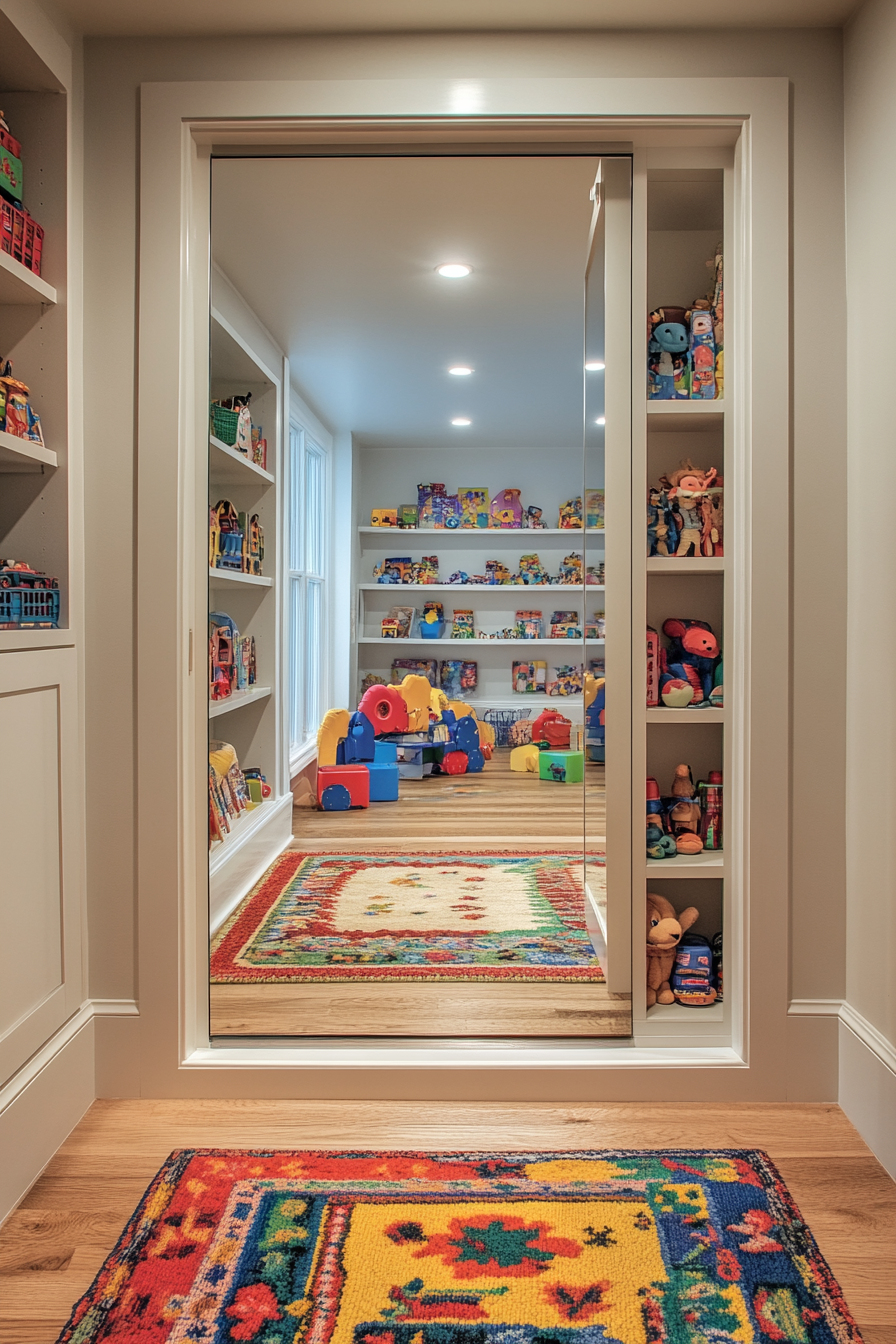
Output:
top-left (646, 892), bottom-right (699, 1006)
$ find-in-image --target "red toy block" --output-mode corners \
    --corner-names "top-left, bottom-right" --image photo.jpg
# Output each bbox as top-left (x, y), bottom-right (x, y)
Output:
top-left (441, 750), bottom-right (468, 775)
top-left (358, 684), bottom-right (409, 735)
top-left (531, 710), bottom-right (571, 749)
top-left (317, 763), bottom-right (370, 810)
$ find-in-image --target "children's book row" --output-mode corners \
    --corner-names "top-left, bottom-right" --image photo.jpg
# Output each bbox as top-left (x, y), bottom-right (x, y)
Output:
top-left (208, 739), bottom-right (270, 847)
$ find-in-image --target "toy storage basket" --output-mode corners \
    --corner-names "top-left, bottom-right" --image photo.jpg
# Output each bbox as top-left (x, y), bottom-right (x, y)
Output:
top-left (210, 402), bottom-right (240, 445)
top-left (482, 708), bottom-right (534, 747)
top-left (0, 587), bottom-right (60, 628)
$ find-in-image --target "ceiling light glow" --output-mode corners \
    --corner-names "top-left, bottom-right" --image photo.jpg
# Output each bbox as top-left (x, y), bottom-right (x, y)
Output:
top-left (595, 417), bottom-right (606, 425)
top-left (585, 360), bottom-right (605, 372)
top-left (437, 263), bottom-right (472, 278)
top-left (451, 417), bottom-right (472, 426)
top-left (448, 366), bottom-right (474, 376)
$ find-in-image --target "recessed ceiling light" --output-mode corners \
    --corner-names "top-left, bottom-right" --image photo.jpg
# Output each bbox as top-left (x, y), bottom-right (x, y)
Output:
top-left (448, 366), bottom-right (474, 376)
top-left (451, 417), bottom-right (471, 426)
top-left (595, 416), bottom-right (606, 425)
top-left (437, 263), bottom-right (472, 278)
top-left (585, 360), bottom-right (605, 372)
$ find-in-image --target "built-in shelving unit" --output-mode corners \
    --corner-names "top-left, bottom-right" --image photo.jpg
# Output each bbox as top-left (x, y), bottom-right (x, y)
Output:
top-left (635, 152), bottom-right (731, 1046)
top-left (0, 428), bottom-right (57, 472)
top-left (0, 249), bottom-right (57, 306)
top-left (207, 272), bottom-right (292, 932)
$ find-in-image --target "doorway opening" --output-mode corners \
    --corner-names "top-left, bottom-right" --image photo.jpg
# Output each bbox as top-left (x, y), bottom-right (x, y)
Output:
top-left (206, 153), bottom-right (632, 1039)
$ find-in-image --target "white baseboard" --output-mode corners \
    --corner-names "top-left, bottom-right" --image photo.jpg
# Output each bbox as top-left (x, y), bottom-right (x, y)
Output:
top-left (789, 995), bottom-right (896, 1178)
top-left (90, 998), bottom-right (140, 1017)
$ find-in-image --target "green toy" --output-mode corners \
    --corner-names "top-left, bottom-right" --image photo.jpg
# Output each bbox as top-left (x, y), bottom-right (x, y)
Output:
top-left (538, 750), bottom-right (584, 783)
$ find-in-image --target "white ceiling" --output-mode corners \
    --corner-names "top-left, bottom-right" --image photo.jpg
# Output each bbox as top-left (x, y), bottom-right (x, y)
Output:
top-left (211, 155), bottom-right (601, 450)
top-left (50, 0), bottom-right (857, 36)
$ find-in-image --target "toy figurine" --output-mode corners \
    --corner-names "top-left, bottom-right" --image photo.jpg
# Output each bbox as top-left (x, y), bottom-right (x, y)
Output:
top-left (458, 488), bottom-right (489, 528)
top-left (244, 513), bottom-right (264, 575)
top-left (647, 312), bottom-right (689, 400)
top-left (381, 618), bottom-right (401, 638)
top-left (646, 892), bottom-right (699, 1006)
top-left (452, 609), bottom-right (475, 639)
top-left (486, 559), bottom-right (511, 585)
top-left (525, 504), bottom-right (546, 528)
top-left (557, 553), bottom-right (583, 584)
top-left (515, 610), bottom-right (543, 639)
top-left (417, 482), bottom-right (446, 528)
top-left (446, 570), bottom-right (469, 585)
top-left (660, 618), bottom-right (721, 705)
top-left (558, 497), bottom-right (583, 529)
top-left (211, 500), bottom-right (243, 571)
top-left (689, 310), bottom-right (716, 399)
top-left (519, 553), bottom-right (550, 585)
top-left (441, 494), bottom-right (463, 529)
top-left (489, 489), bottom-right (524, 528)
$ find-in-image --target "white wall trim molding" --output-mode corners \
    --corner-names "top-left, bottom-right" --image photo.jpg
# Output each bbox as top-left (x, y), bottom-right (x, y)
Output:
top-left (90, 998), bottom-right (140, 1018)
top-left (839, 1001), bottom-right (896, 1077)
top-left (0, 1002), bottom-right (93, 1115)
top-left (787, 997), bottom-right (844, 1018)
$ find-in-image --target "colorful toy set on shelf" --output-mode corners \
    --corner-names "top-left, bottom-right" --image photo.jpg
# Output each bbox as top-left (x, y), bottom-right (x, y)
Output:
top-left (209, 499), bottom-right (265, 575)
top-left (370, 483), bottom-right (605, 531)
top-left (0, 359), bottom-right (45, 446)
top-left (208, 611), bottom-right (257, 702)
top-left (208, 739), bottom-right (271, 846)
top-left (646, 765), bottom-right (723, 859)
top-left (647, 241), bottom-right (723, 401)
top-left (647, 460), bottom-right (723, 558)
top-left (646, 618), bottom-right (723, 709)
top-left (505, 674), bottom-right (604, 782)
top-left (209, 392), bottom-right (268, 470)
top-left (0, 111), bottom-right (45, 277)
top-left (372, 551), bottom-right (603, 587)
top-left (315, 677), bottom-right (498, 810)
top-left (0, 558), bottom-right (59, 627)
top-left (646, 892), bottom-right (722, 1008)
top-left (512, 660), bottom-right (584, 697)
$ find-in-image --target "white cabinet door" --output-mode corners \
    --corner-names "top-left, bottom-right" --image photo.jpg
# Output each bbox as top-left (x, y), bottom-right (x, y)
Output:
top-left (0, 646), bottom-right (84, 1083)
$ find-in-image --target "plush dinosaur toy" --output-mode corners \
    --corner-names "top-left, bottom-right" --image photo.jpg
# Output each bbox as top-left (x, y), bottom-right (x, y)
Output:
top-left (646, 892), bottom-right (700, 1006)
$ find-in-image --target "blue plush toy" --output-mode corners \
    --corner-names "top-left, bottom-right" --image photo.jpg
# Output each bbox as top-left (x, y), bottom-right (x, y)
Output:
top-left (648, 321), bottom-right (689, 400)
top-left (660, 618), bottom-right (720, 706)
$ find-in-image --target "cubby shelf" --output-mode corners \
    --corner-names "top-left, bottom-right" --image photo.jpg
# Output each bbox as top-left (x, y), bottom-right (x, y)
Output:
top-left (645, 851), bottom-right (724, 878)
top-left (646, 401), bottom-right (723, 432)
top-left (0, 251), bottom-right (57, 306)
top-left (208, 567), bottom-right (272, 588)
top-left (208, 686), bottom-right (272, 719)
top-left (358, 527), bottom-right (604, 539)
top-left (0, 429), bottom-right (57, 472)
top-left (358, 583), bottom-right (604, 593)
top-left (209, 435), bottom-right (275, 486)
top-left (646, 1000), bottom-right (725, 1021)
top-left (358, 637), bottom-right (605, 647)
top-left (646, 557), bottom-right (723, 574)
top-left (646, 708), bottom-right (725, 723)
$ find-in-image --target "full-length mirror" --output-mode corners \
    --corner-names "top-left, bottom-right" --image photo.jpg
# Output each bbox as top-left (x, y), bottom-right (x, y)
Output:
top-left (205, 153), bottom-right (632, 1039)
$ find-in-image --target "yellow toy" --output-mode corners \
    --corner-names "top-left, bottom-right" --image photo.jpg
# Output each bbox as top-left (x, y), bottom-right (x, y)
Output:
top-left (398, 674), bottom-right (432, 731)
top-left (317, 708), bottom-right (350, 767)
top-left (584, 671), bottom-right (599, 711)
top-left (430, 687), bottom-right (449, 718)
top-left (476, 718), bottom-right (496, 749)
top-left (510, 743), bottom-right (540, 772)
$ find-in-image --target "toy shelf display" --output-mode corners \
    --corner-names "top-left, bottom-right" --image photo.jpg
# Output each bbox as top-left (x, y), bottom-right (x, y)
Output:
top-left (0, 109), bottom-right (46, 281)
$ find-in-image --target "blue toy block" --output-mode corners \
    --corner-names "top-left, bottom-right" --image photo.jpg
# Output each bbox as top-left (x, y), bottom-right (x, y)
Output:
top-left (453, 716), bottom-right (479, 754)
top-left (368, 761), bottom-right (400, 801)
top-left (320, 783), bottom-right (352, 811)
top-left (342, 710), bottom-right (375, 763)
top-left (395, 743), bottom-right (427, 779)
top-left (374, 740), bottom-right (398, 763)
top-left (466, 747), bottom-right (485, 773)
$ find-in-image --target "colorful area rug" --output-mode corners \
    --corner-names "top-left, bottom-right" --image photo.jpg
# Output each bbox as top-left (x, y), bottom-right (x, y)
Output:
top-left (57, 1147), bottom-right (863, 1344)
top-left (211, 851), bottom-right (605, 982)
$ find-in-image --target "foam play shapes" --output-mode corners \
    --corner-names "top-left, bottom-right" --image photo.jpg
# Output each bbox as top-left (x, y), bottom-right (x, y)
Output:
top-left (398, 674), bottom-right (433, 732)
top-left (465, 748), bottom-right (485, 773)
top-left (341, 710), bottom-right (375, 764)
top-left (430, 687), bottom-right (449, 717)
top-left (454, 715), bottom-right (480, 754)
top-left (317, 708), bottom-right (350, 767)
top-left (476, 718), bottom-right (496, 748)
top-left (510, 743), bottom-right (540, 772)
top-left (358, 684), bottom-right (409, 735)
top-left (373, 740), bottom-right (398, 763)
top-left (538, 750), bottom-right (585, 783)
top-left (317, 763), bottom-right (370, 809)
top-left (367, 761), bottom-right (400, 801)
top-left (442, 750), bottom-right (469, 775)
top-left (447, 699), bottom-right (474, 720)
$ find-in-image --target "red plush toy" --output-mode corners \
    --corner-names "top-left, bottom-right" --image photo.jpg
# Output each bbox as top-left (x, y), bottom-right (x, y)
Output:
top-left (530, 710), bottom-right (571, 749)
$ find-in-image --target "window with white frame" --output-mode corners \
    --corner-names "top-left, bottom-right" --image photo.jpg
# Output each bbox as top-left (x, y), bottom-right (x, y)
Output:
top-left (288, 423), bottom-right (328, 761)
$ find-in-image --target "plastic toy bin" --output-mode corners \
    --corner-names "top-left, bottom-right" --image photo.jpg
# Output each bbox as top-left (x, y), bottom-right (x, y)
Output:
top-left (419, 621), bottom-right (444, 639)
top-left (210, 403), bottom-right (240, 445)
top-left (0, 587), bottom-right (60, 628)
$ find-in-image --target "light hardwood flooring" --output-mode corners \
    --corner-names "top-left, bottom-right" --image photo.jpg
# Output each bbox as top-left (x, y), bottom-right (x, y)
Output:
top-left (2, 1101), bottom-right (893, 1344)
top-left (210, 756), bottom-right (623, 1039)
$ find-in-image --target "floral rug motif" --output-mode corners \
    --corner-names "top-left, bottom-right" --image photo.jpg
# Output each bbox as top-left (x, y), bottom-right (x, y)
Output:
top-left (56, 1148), bottom-right (863, 1344)
top-left (210, 851), bottom-right (605, 981)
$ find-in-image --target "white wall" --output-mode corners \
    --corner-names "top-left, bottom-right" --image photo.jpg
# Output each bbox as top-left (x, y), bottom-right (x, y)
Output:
top-left (80, 28), bottom-right (847, 1101)
top-left (841, 0), bottom-right (896, 1177)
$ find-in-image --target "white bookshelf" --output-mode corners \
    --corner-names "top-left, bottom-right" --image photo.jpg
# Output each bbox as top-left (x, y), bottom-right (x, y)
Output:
top-left (208, 685), bottom-right (273, 719)
top-left (0, 428), bottom-right (57, 472)
top-left (0, 248), bottom-right (57, 306)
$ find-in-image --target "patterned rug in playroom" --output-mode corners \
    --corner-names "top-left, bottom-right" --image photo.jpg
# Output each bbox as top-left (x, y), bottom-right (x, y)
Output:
top-left (210, 850), bottom-right (606, 981)
top-left (56, 1147), bottom-right (863, 1344)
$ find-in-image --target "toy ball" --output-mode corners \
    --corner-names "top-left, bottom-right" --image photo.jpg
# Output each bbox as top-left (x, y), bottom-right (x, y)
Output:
top-left (661, 679), bottom-right (694, 708)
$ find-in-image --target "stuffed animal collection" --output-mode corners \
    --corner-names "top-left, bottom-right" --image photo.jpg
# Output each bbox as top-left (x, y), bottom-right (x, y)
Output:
top-left (653, 617), bottom-right (723, 708)
top-left (646, 892), bottom-right (721, 1008)
top-left (646, 767), bottom-right (723, 858)
top-left (647, 459), bottom-right (723, 559)
top-left (647, 240), bottom-right (723, 400)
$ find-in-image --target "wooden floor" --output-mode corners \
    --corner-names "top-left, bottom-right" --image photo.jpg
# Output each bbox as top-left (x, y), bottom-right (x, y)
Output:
top-left (2, 1100), bottom-right (893, 1344)
top-left (210, 756), bottom-right (623, 1039)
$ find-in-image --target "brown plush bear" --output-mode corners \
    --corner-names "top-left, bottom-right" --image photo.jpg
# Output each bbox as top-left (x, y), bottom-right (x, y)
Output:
top-left (646, 892), bottom-right (699, 1006)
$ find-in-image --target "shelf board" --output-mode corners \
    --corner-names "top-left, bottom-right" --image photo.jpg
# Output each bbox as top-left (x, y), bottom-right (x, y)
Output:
top-left (646, 850), bottom-right (724, 878)
top-left (647, 400), bottom-right (723, 432)
top-left (358, 637), bottom-right (605, 647)
top-left (646, 1000), bottom-right (724, 1022)
top-left (646, 708), bottom-right (725, 723)
top-left (646, 557), bottom-right (723, 574)
top-left (0, 428), bottom-right (57, 472)
top-left (209, 436), bottom-right (274, 486)
top-left (0, 628), bottom-right (74, 652)
top-left (358, 527), bottom-right (604, 539)
top-left (208, 686), bottom-right (272, 719)
top-left (208, 567), bottom-right (272, 588)
top-left (0, 251), bottom-right (57, 306)
top-left (209, 796), bottom-right (284, 875)
top-left (358, 583), bottom-right (604, 593)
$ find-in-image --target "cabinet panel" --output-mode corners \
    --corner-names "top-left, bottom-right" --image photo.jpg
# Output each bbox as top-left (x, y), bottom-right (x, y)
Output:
top-left (0, 648), bottom-right (83, 1082)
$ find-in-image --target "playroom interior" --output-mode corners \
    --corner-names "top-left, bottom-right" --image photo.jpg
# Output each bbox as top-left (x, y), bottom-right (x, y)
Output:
top-left (205, 152), bottom-right (630, 1038)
